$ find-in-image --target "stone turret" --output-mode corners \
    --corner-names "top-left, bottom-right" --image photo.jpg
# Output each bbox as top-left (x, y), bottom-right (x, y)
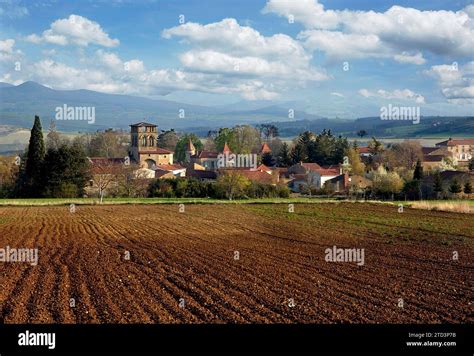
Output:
top-left (185, 138), bottom-right (196, 162)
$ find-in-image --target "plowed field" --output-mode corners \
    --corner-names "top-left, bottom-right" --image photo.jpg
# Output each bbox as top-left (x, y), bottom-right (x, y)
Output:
top-left (0, 203), bottom-right (472, 323)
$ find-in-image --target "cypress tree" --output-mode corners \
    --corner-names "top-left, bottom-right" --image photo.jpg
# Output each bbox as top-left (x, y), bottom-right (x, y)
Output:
top-left (449, 178), bottom-right (462, 195)
top-left (433, 171), bottom-right (443, 198)
top-left (291, 143), bottom-right (307, 164)
top-left (25, 115), bottom-right (45, 194)
top-left (413, 159), bottom-right (423, 180)
top-left (464, 181), bottom-right (472, 196)
top-left (277, 142), bottom-right (292, 167)
top-left (261, 152), bottom-right (276, 167)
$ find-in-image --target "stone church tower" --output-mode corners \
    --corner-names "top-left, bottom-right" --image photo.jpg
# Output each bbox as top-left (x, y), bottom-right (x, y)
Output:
top-left (129, 122), bottom-right (173, 168)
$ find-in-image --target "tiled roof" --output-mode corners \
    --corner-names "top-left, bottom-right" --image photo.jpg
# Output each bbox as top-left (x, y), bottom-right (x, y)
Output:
top-left (315, 168), bottom-right (340, 176)
top-left (437, 139), bottom-right (474, 146)
top-left (236, 170), bottom-right (275, 184)
top-left (197, 151), bottom-right (218, 159)
top-left (301, 162), bottom-right (322, 171)
top-left (257, 164), bottom-right (272, 172)
top-left (130, 122), bottom-right (156, 127)
top-left (155, 164), bottom-right (186, 171)
top-left (187, 170), bottom-right (217, 179)
top-left (422, 147), bottom-right (439, 155)
top-left (89, 157), bottom-right (125, 165)
top-left (422, 155), bottom-right (444, 162)
top-left (357, 147), bottom-right (371, 154)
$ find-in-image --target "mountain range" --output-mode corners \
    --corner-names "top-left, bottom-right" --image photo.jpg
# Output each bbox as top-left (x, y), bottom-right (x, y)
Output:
top-left (0, 81), bottom-right (472, 138)
top-left (0, 81), bottom-right (322, 131)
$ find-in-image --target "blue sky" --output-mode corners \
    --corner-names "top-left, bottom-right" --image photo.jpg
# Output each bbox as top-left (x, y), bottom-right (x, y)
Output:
top-left (0, 0), bottom-right (473, 118)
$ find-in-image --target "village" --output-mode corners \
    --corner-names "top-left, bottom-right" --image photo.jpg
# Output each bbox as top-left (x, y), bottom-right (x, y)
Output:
top-left (84, 121), bottom-right (474, 201)
top-left (0, 117), bottom-right (473, 202)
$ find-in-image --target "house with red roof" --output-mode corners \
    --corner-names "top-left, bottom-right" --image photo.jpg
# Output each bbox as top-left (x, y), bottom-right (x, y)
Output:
top-left (287, 162), bottom-right (342, 192)
top-left (435, 138), bottom-right (474, 168)
top-left (419, 138), bottom-right (474, 171)
top-left (256, 163), bottom-right (272, 173)
top-left (357, 146), bottom-right (372, 158)
top-left (154, 163), bottom-right (187, 178)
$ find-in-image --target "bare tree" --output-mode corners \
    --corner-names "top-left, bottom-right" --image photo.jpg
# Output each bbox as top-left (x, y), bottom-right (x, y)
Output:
top-left (90, 158), bottom-right (124, 203)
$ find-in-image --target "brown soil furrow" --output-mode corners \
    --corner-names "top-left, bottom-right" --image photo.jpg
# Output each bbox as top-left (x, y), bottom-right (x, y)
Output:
top-left (0, 203), bottom-right (472, 324)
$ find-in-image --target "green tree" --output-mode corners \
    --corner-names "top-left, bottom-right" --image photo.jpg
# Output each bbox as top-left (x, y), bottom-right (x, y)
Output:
top-left (463, 181), bottom-right (472, 196)
top-left (308, 130), bottom-right (348, 166)
top-left (345, 147), bottom-right (365, 175)
top-left (216, 172), bottom-right (250, 200)
top-left (277, 142), bottom-right (292, 167)
top-left (469, 157), bottom-right (474, 171)
top-left (371, 166), bottom-right (404, 199)
top-left (175, 134), bottom-right (203, 162)
top-left (413, 159), bottom-right (423, 180)
top-left (433, 172), bottom-right (443, 198)
top-left (448, 178), bottom-right (462, 196)
top-left (402, 179), bottom-right (421, 200)
top-left (333, 136), bottom-right (349, 165)
top-left (297, 131), bottom-right (316, 162)
top-left (232, 125), bottom-right (261, 153)
top-left (257, 124), bottom-right (279, 140)
top-left (291, 143), bottom-right (307, 164)
top-left (261, 152), bottom-right (276, 167)
top-left (0, 156), bottom-right (20, 198)
top-left (157, 129), bottom-right (179, 151)
top-left (214, 128), bottom-right (237, 152)
top-left (368, 136), bottom-right (384, 155)
top-left (25, 115), bottom-right (45, 195)
top-left (147, 179), bottom-right (175, 198)
top-left (357, 130), bottom-right (367, 138)
top-left (41, 142), bottom-right (91, 198)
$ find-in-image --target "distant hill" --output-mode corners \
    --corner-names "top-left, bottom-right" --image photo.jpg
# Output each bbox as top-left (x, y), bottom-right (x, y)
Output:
top-left (266, 116), bottom-right (474, 138)
top-left (0, 81), bottom-right (312, 131)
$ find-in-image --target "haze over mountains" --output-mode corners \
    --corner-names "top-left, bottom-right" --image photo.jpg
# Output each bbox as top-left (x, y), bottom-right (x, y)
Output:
top-left (0, 81), bottom-right (472, 138)
top-left (0, 81), bottom-right (323, 131)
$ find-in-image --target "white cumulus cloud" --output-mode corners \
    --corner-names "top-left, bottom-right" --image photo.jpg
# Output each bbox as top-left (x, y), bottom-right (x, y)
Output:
top-left (425, 61), bottom-right (474, 104)
top-left (26, 14), bottom-right (119, 47)
top-left (358, 88), bottom-right (425, 103)
top-left (162, 18), bottom-right (329, 99)
top-left (264, 0), bottom-right (474, 61)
